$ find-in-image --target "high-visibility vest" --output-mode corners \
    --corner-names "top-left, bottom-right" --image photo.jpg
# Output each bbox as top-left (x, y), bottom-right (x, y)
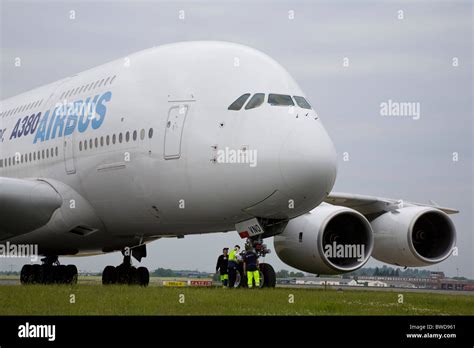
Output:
top-left (229, 249), bottom-right (238, 262)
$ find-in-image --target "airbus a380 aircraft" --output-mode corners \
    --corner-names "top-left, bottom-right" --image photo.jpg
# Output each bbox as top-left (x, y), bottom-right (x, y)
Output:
top-left (0, 41), bottom-right (457, 286)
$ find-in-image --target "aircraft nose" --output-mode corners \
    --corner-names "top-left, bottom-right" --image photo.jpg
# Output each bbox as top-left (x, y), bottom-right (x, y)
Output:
top-left (279, 122), bottom-right (337, 201)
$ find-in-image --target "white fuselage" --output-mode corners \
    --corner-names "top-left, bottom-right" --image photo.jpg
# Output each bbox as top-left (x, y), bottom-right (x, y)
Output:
top-left (0, 41), bottom-right (337, 255)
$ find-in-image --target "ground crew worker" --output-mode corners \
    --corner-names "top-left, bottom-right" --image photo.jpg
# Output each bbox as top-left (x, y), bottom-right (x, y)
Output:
top-left (215, 248), bottom-right (229, 287)
top-left (243, 245), bottom-right (260, 288)
top-left (227, 245), bottom-right (240, 288)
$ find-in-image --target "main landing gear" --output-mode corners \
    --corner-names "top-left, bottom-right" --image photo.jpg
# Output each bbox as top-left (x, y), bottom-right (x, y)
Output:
top-left (102, 253), bottom-right (149, 286)
top-left (20, 256), bottom-right (78, 285)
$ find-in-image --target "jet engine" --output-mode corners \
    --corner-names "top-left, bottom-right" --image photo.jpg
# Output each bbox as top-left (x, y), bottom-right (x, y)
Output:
top-left (274, 204), bottom-right (374, 274)
top-left (371, 206), bottom-right (456, 267)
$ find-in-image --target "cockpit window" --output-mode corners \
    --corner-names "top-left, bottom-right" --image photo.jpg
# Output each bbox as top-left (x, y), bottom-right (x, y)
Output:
top-left (228, 93), bottom-right (251, 110)
top-left (293, 96), bottom-right (312, 109)
top-left (268, 94), bottom-right (294, 106)
top-left (245, 93), bottom-right (265, 110)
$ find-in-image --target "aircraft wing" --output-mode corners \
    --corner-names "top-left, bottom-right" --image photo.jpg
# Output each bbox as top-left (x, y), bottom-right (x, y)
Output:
top-left (324, 192), bottom-right (459, 216)
top-left (0, 177), bottom-right (62, 240)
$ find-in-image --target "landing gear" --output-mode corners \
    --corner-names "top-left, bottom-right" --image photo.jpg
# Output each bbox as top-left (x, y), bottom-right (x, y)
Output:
top-left (236, 262), bottom-right (276, 288)
top-left (20, 256), bottom-right (78, 285)
top-left (102, 254), bottom-right (149, 286)
top-left (234, 236), bottom-right (276, 288)
top-left (259, 263), bottom-right (276, 288)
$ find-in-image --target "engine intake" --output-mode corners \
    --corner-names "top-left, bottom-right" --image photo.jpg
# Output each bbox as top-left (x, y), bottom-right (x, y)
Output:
top-left (274, 204), bottom-right (374, 274)
top-left (371, 206), bottom-right (456, 267)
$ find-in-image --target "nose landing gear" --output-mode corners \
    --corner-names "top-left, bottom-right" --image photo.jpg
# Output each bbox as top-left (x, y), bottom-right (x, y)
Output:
top-left (236, 237), bottom-right (276, 288)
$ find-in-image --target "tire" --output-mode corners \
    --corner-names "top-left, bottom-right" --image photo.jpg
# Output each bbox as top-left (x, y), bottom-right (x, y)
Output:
top-left (20, 265), bottom-right (33, 284)
top-left (259, 263), bottom-right (276, 288)
top-left (137, 267), bottom-right (149, 287)
top-left (116, 265), bottom-right (130, 284)
top-left (128, 267), bottom-right (138, 285)
top-left (42, 265), bottom-right (54, 284)
top-left (53, 265), bottom-right (66, 284)
top-left (102, 265), bottom-right (117, 285)
top-left (66, 265), bottom-right (78, 285)
top-left (32, 264), bottom-right (44, 284)
top-left (234, 264), bottom-right (246, 288)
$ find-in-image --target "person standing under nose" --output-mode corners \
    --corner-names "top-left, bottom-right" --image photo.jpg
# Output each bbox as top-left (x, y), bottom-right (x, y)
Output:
top-left (215, 248), bottom-right (229, 287)
top-left (243, 245), bottom-right (260, 288)
top-left (228, 245), bottom-right (241, 288)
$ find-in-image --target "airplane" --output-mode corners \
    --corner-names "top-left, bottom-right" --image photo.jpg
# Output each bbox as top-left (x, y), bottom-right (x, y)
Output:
top-left (0, 41), bottom-right (457, 287)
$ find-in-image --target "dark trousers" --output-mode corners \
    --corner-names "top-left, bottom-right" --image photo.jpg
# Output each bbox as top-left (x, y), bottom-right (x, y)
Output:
top-left (228, 262), bottom-right (237, 288)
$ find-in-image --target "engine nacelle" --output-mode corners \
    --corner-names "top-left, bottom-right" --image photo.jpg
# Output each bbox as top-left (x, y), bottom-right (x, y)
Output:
top-left (371, 206), bottom-right (456, 267)
top-left (274, 204), bottom-right (374, 274)
top-left (9, 178), bottom-right (106, 255)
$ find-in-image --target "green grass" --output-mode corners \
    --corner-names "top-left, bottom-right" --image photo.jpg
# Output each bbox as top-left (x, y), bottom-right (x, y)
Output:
top-left (0, 284), bottom-right (473, 315)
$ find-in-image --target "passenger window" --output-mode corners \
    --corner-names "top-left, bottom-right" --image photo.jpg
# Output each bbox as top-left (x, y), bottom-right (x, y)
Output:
top-left (228, 93), bottom-right (251, 111)
top-left (293, 96), bottom-right (312, 109)
top-left (245, 93), bottom-right (265, 110)
top-left (268, 94), bottom-right (294, 106)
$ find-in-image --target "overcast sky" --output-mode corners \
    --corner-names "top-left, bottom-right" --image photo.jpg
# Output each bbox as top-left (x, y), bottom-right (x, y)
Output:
top-left (1, 0), bottom-right (472, 277)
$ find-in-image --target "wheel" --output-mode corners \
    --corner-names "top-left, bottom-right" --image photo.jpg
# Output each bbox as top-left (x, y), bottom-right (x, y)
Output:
top-left (233, 265), bottom-right (246, 288)
top-left (259, 263), bottom-right (276, 288)
top-left (20, 265), bottom-right (33, 284)
top-left (66, 265), bottom-right (78, 285)
top-left (116, 264), bottom-right (130, 284)
top-left (32, 264), bottom-right (44, 284)
top-left (54, 265), bottom-right (67, 284)
top-left (137, 267), bottom-right (149, 287)
top-left (102, 265), bottom-right (117, 285)
top-left (53, 265), bottom-right (66, 284)
top-left (42, 265), bottom-right (54, 284)
top-left (128, 267), bottom-right (138, 285)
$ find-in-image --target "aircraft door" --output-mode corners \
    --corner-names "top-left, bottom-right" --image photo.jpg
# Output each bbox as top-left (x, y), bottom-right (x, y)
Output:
top-left (164, 104), bottom-right (188, 159)
top-left (64, 135), bottom-right (76, 174)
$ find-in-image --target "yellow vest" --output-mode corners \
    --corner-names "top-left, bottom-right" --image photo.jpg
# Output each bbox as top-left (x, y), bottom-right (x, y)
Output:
top-left (229, 249), bottom-right (238, 262)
